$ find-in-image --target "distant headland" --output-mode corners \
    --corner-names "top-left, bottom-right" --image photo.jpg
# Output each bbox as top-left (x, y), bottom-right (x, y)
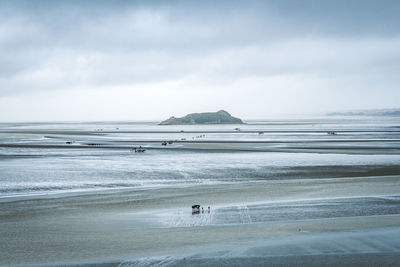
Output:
top-left (159, 110), bottom-right (244, 125)
top-left (327, 108), bottom-right (400, 116)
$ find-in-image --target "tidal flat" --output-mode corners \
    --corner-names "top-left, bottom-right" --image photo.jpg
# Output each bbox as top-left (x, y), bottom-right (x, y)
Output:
top-left (1, 116), bottom-right (400, 266)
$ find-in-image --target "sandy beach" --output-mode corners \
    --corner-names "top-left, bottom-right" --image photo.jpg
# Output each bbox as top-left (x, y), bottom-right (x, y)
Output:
top-left (1, 119), bottom-right (400, 266)
top-left (1, 175), bottom-right (400, 266)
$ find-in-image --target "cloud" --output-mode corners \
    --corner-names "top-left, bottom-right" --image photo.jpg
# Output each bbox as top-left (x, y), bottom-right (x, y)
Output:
top-left (0, 0), bottom-right (399, 120)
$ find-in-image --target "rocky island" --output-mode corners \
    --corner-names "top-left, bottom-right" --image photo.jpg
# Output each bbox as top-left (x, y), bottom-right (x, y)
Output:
top-left (159, 110), bottom-right (244, 125)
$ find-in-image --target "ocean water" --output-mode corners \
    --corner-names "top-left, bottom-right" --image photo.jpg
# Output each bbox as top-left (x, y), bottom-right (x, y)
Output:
top-left (0, 116), bottom-right (400, 197)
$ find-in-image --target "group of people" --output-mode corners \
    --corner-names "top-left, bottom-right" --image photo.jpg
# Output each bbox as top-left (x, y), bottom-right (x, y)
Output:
top-left (161, 141), bottom-right (174, 146)
top-left (131, 146), bottom-right (146, 153)
top-left (192, 204), bottom-right (211, 215)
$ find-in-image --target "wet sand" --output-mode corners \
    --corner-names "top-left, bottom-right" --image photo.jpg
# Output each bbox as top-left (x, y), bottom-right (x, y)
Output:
top-left (2, 119), bottom-right (400, 155)
top-left (1, 119), bottom-right (400, 266)
top-left (1, 143), bottom-right (400, 155)
top-left (1, 175), bottom-right (400, 266)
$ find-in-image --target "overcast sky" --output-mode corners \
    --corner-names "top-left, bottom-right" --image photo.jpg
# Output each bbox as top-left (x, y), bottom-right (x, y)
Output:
top-left (0, 0), bottom-right (399, 121)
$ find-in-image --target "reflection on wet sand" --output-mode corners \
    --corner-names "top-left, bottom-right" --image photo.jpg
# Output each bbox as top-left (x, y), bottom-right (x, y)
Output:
top-left (1, 117), bottom-right (400, 266)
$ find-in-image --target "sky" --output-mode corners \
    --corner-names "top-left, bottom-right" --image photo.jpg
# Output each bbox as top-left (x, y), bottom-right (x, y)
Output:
top-left (0, 0), bottom-right (399, 121)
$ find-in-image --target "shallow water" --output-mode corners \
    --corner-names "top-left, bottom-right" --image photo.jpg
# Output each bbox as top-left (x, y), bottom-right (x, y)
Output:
top-left (152, 195), bottom-right (400, 228)
top-left (0, 116), bottom-right (400, 197)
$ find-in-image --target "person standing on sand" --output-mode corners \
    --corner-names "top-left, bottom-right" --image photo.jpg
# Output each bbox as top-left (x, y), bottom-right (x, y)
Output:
top-left (208, 206), bottom-right (210, 213)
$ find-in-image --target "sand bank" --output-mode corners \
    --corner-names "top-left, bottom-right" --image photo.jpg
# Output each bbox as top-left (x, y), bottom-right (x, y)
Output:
top-left (1, 175), bottom-right (400, 266)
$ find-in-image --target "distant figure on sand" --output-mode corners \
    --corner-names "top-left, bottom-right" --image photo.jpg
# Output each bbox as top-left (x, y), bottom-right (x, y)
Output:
top-left (131, 147), bottom-right (146, 153)
top-left (208, 206), bottom-right (210, 213)
top-left (192, 204), bottom-right (200, 214)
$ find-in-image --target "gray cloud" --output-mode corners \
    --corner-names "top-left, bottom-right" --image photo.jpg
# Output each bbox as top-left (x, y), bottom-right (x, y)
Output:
top-left (0, 0), bottom-right (399, 120)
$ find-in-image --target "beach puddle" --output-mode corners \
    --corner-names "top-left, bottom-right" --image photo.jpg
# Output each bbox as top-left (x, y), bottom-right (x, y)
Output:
top-left (150, 196), bottom-right (400, 228)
